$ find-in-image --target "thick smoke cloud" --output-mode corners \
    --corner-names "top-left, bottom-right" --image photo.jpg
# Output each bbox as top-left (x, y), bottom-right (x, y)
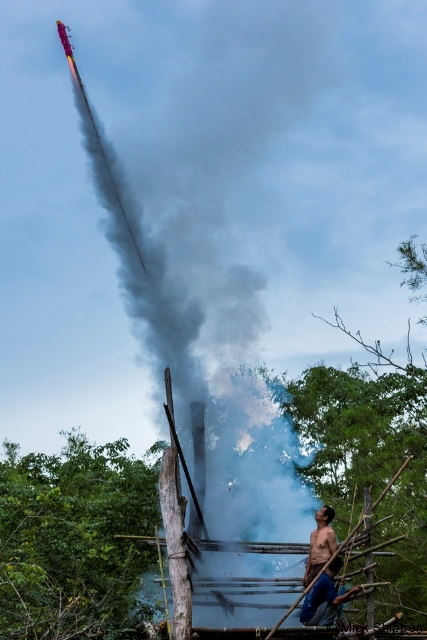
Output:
top-left (123, 0), bottom-right (340, 381)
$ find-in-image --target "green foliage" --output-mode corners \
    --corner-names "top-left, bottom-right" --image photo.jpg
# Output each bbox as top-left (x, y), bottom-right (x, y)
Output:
top-left (0, 429), bottom-right (162, 639)
top-left (279, 364), bottom-right (427, 625)
top-left (392, 235), bottom-right (427, 324)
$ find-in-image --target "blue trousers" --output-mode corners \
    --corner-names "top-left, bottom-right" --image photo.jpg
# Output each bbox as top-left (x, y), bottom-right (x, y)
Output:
top-left (302, 601), bottom-right (337, 627)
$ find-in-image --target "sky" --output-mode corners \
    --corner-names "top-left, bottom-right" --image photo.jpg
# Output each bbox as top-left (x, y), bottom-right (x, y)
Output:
top-left (2, 1), bottom-right (427, 456)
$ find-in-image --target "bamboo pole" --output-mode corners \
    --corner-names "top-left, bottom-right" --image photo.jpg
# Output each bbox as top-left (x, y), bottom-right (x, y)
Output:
top-left (347, 534), bottom-right (407, 562)
top-left (155, 526), bottom-right (173, 640)
top-left (337, 562), bottom-right (379, 581)
top-left (192, 627), bottom-right (335, 633)
top-left (115, 535), bottom-right (384, 554)
top-left (264, 455), bottom-right (413, 640)
top-left (154, 581), bottom-right (304, 588)
top-left (338, 612), bottom-right (403, 638)
top-left (364, 488), bottom-right (375, 634)
top-left (371, 457), bottom-right (413, 510)
top-left (154, 577), bottom-right (304, 584)
top-left (187, 602), bottom-right (305, 610)
top-left (368, 514), bottom-right (394, 531)
top-left (188, 602), bottom-right (359, 613)
top-left (194, 590), bottom-right (304, 596)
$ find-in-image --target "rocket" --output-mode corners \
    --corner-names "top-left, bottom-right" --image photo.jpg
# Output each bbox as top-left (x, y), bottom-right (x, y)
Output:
top-left (56, 20), bottom-right (93, 120)
top-left (56, 20), bottom-right (73, 58)
top-left (55, 21), bottom-right (148, 276)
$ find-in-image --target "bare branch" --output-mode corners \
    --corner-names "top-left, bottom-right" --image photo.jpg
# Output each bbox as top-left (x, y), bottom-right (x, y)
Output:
top-left (312, 307), bottom-right (423, 376)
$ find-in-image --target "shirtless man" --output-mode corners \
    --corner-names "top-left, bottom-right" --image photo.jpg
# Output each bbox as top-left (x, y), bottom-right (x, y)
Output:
top-left (303, 505), bottom-right (338, 587)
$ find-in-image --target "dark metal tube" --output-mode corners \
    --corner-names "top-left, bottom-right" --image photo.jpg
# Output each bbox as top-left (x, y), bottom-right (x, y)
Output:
top-left (188, 402), bottom-right (206, 539)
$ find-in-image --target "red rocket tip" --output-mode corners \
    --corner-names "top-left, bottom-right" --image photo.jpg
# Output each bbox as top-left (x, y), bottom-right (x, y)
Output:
top-left (57, 20), bottom-right (73, 58)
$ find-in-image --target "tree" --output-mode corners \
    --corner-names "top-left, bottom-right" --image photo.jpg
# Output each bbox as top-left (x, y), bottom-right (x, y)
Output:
top-left (392, 235), bottom-right (427, 326)
top-left (0, 429), bottom-right (163, 639)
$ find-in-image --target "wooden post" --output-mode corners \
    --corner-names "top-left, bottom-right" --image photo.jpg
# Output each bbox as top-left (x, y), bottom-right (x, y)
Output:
top-left (159, 447), bottom-right (192, 640)
top-left (164, 367), bottom-right (176, 446)
top-left (164, 368), bottom-right (187, 523)
top-left (364, 487), bottom-right (375, 634)
top-left (188, 402), bottom-right (206, 539)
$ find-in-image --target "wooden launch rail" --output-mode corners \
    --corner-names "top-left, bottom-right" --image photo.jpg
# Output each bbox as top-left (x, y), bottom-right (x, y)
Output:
top-left (115, 535), bottom-right (396, 556)
top-left (153, 577), bottom-right (305, 586)
top-left (168, 601), bottom-right (360, 612)
top-left (163, 403), bottom-right (209, 540)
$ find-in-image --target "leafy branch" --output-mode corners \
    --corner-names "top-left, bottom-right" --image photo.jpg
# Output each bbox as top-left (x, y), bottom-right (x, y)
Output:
top-left (389, 235), bottom-right (427, 325)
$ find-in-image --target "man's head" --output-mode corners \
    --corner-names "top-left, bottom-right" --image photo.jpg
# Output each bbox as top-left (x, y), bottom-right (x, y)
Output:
top-left (326, 556), bottom-right (344, 577)
top-left (315, 505), bottom-right (335, 524)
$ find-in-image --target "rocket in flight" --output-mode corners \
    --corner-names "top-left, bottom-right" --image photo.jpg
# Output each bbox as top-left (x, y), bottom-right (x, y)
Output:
top-left (56, 21), bottom-right (88, 104)
top-left (56, 20), bottom-right (148, 276)
top-left (56, 21), bottom-right (73, 57)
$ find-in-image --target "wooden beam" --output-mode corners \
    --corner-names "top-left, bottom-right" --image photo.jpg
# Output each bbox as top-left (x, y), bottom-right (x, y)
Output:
top-left (160, 447), bottom-right (192, 640)
top-left (192, 627), bottom-right (336, 633)
top-left (116, 535), bottom-right (395, 556)
top-left (186, 602), bottom-right (304, 610)
top-left (154, 577), bottom-right (304, 585)
top-left (337, 562), bottom-right (379, 581)
top-left (194, 590), bottom-right (304, 596)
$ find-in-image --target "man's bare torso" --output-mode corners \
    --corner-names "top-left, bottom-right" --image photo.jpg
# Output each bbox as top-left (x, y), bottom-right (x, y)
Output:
top-left (310, 525), bottom-right (336, 564)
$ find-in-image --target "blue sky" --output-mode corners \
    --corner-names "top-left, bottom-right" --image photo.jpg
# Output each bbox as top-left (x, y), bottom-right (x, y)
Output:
top-left (2, 1), bottom-right (427, 455)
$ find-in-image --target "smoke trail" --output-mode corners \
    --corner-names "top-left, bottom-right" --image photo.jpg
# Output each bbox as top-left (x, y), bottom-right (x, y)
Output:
top-left (71, 79), bottom-right (208, 411)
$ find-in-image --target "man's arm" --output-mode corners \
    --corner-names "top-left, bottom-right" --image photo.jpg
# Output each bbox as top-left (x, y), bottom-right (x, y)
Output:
top-left (303, 532), bottom-right (314, 586)
top-left (303, 552), bottom-right (312, 587)
top-left (327, 528), bottom-right (338, 557)
top-left (331, 586), bottom-right (361, 607)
